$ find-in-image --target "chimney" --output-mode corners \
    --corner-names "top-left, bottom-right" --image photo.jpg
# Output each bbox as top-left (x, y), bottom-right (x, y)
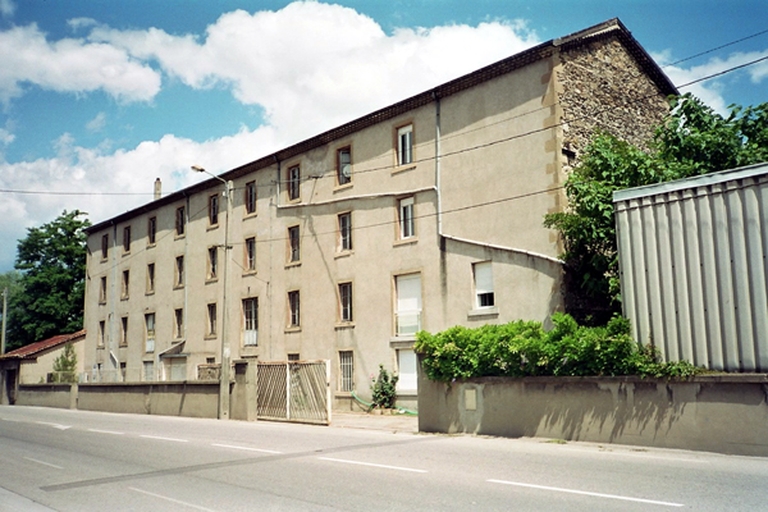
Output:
top-left (154, 178), bottom-right (162, 200)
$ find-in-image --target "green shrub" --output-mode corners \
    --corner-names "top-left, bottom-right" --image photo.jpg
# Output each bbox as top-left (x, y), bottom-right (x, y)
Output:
top-left (414, 313), bottom-right (702, 381)
top-left (370, 365), bottom-right (399, 409)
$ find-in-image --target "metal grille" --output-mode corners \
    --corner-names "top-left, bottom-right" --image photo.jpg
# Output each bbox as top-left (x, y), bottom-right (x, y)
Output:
top-left (257, 360), bottom-right (330, 425)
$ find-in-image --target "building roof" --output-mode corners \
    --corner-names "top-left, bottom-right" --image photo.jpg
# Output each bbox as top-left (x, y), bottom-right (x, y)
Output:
top-left (87, 17), bottom-right (677, 234)
top-left (0, 330), bottom-right (86, 360)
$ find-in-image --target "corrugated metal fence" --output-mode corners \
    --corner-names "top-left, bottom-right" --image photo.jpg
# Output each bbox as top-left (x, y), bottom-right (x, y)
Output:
top-left (614, 163), bottom-right (768, 372)
top-left (256, 360), bottom-right (331, 424)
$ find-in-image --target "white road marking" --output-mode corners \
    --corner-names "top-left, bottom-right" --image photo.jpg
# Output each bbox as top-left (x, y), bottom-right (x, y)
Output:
top-left (211, 443), bottom-right (282, 454)
top-left (35, 421), bottom-right (71, 430)
top-left (24, 457), bottom-right (63, 470)
top-left (139, 435), bottom-right (188, 443)
top-left (488, 479), bottom-right (684, 507)
top-left (88, 428), bottom-right (124, 435)
top-left (318, 456), bottom-right (427, 473)
top-left (129, 487), bottom-right (219, 511)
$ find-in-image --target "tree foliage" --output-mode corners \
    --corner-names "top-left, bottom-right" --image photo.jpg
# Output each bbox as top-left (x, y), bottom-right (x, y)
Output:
top-left (52, 343), bottom-right (78, 383)
top-left (8, 210), bottom-right (90, 349)
top-left (544, 94), bottom-right (768, 325)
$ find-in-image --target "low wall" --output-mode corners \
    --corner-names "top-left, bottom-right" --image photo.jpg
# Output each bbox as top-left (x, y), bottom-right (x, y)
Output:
top-left (78, 382), bottom-right (219, 418)
top-left (418, 373), bottom-right (768, 457)
top-left (17, 384), bottom-right (76, 409)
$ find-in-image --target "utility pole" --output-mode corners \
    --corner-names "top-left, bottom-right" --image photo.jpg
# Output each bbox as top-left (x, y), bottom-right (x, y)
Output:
top-left (1, 288), bottom-right (7, 355)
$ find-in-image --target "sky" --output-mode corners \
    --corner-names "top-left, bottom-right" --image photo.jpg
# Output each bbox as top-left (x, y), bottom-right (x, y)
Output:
top-left (0, 0), bottom-right (766, 272)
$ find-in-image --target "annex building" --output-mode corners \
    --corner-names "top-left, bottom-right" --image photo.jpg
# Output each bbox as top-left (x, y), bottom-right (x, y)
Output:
top-left (82, 19), bottom-right (677, 410)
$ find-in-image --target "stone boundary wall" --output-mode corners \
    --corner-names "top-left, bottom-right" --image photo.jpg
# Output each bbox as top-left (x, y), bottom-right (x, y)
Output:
top-left (418, 373), bottom-right (768, 457)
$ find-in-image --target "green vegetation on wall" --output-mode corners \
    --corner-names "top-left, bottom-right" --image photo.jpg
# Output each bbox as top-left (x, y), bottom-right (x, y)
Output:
top-left (414, 313), bottom-right (701, 382)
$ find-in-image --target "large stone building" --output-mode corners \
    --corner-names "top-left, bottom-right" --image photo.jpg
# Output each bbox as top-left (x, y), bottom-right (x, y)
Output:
top-left (82, 19), bottom-right (676, 409)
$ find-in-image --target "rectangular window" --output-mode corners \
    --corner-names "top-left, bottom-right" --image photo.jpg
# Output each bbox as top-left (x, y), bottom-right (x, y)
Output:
top-left (208, 193), bottom-right (219, 225)
top-left (339, 350), bottom-right (354, 392)
top-left (101, 234), bottom-right (109, 259)
top-left (338, 282), bottom-right (353, 323)
top-left (243, 298), bottom-right (258, 346)
top-left (146, 263), bottom-right (155, 294)
top-left (99, 276), bottom-right (107, 303)
top-left (397, 124), bottom-right (413, 166)
top-left (121, 270), bottom-right (130, 299)
top-left (245, 237), bottom-right (256, 271)
top-left (175, 256), bottom-right (184, 288)
top-left (169, 357), bottom-right (186, 381)
top-left (337, 147), bottom-right (351, 185)
top-left (148, 216), bottom-right (157, 245)
top-left (338, 212), bottom-right (352, 252)
top-left (288, 165), bottom-right (300, 201)
top-left (245, 181), bottom-right (257, 214)
top-left (207, 303), bottom-right (217, 336)
top-left (399, 197), bottom-right (415, 239)
top-left (474, 261), bottom-right (495, 308)
top-left (288, 225), bottom-right (300, 263)
top-left (120, 316), bottom-right (129, 346)
top-left (145, 313), bottom-right (155, 352)
top-left (174, 308), bottom-right (184, 339)
top-left (287, 353), bottom-right (300, 362)
top-left (143, 361), bottom-right (154, 382)
top-left (396, 273), bottom-right (422, 336)
top-left (208, 246), bottom-right (218, 280)
top-left (175, 206), bottom-right (185, 236)
top-left (397, 349), bottom-right (418, 392)
top-left (288, 290), bottom-right (300, 328)
top-left (98, 320), bottom-right (106, 347)
top-left (123, 225), bottom-right (131, 252)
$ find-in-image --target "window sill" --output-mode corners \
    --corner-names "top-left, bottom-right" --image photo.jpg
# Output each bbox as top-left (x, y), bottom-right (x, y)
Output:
top-left (393, 238), bottom-right (418, 247)
top-left (392, 164), bottom-right (416, 175)
top-left (100, 258), bottom-right (108, 263)
top-left (333, 182), bottom-right (353, 193)
top-left (120, 296), bottom-right (129, 301)
top-left (97, 345), bottom-right (105, 350)
top-left (242, 270), bottom-right (258, 277)
top-left (286, 197), bottom-right (302, 204)
top-left (285, 261), bottom-right (301, 269)
top-left (122, 251), bottom-right (131, 257)
top-left (243, 212), bottom-right (257, 220)
top-left (205, 277), bottom-right (219, 284)
top-left (389, 338), bottom-right (415, 349)
top-left (204, 334), bottom-right (218, 340)
top-left (335, 322), bottom-right (355, 330)
top-left (173, 285), bottom-right (185, 290)
top-left (334, 250), bottom-right (353, 259)
top-left (145, 291), bottom-right (155, 296)
top-left (284, 326), bottom-right (302, 334)
top-left (98, 301), bottom-right (107, 306)
top-left (468, 307), bottom-right (499, 319)
top-left (206, 224), bottom-right (219, 231)
top-left (175, 234), bottom-right (186, 240)
top-left (146, 243), bottom-right (156, 250)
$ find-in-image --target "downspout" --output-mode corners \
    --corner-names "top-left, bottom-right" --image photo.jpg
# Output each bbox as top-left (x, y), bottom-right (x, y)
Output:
top-left (110, 221), bottom-right (118, 375)
top-left (433, 91), bottom-right (443, 246)
top-left (271, 156), bottom-right (280, 360)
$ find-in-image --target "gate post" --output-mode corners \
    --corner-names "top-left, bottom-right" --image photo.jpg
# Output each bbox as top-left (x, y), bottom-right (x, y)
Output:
top-left (285, 362), bottom-right (291, 421)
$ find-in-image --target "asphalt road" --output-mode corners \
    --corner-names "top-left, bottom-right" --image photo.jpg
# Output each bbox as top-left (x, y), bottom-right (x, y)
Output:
top-left (1, 406), bottom-right (767, 511)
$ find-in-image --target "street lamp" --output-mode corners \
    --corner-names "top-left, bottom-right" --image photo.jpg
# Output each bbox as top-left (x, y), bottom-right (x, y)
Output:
top-left (192, 165), bottom-right (233, 420)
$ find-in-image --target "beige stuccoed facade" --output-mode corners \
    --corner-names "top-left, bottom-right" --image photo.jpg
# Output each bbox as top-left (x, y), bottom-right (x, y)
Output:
top-left (82, 19), bottom-right (676, 410)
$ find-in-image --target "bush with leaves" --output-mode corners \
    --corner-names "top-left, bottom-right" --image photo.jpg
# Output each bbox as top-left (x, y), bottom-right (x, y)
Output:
top-left (415, 313), bottom-right (702, 382)
top-left (370, 365), bottom-right (399, 409)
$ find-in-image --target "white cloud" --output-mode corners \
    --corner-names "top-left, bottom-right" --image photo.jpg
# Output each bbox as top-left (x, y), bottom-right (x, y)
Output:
top-left (86, 112), bottom-right (107, 132)
top-left (0, 0), bottom-right (14, 18)
top-left (0, 24), bottom-right (162, 104)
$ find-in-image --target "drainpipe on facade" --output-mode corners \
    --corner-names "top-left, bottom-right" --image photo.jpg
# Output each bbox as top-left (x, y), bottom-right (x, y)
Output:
top-left (433, 91), bottom-right (444, 245)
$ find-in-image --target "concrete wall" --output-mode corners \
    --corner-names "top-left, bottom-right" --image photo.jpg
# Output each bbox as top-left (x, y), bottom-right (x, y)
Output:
top-left (16, 384), bottom-right (76, 409)
top-left (418, 373), bottom-right (768, 457)
top-left (77, 382), bottom-right (219, 418)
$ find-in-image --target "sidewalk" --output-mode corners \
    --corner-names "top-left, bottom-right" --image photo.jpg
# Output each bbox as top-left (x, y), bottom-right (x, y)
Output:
top-left (331, 410), bottom-right (418, 433)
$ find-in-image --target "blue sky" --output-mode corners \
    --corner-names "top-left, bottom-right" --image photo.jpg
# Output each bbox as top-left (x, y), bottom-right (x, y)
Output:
top-left (0, 0), bottom-right (766, 272)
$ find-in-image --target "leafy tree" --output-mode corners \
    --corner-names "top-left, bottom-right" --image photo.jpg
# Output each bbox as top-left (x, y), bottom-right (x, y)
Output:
top-left (545, 94), bottom-right (768, 325)
top-left (8, 210), bottom-right (90, 349)
top-left (52, 343), bottom-right (78, 383)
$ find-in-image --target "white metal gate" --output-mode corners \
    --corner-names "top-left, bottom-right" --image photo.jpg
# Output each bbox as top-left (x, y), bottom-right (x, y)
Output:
top-left (256, 360), bottom-right (331, 425)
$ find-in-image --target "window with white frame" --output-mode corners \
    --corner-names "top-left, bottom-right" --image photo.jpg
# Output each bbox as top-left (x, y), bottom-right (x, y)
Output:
top-left (397, 124), bottom-right (413, 166)
top-left (207, 303), bottom-right (217, 336)
top-left (338, 282), bottom-right (353, 323)
top-left (397, 348), bottom-right (418, 392)
top-left (243, 298), bottom-right (258, 346)
top-left (245, 181), bottom-right (257, 214)
top-left (339, 350), bottom-right (354, 392)
top-left (338, 212), bottom-right (352, 252)
top-left (207, 246), bottom-right (218, 280)
top-left (337, 147), bottom-right (351, 185)
top-left (168, 357), bottom-right (186, 381)
top-left (288, 165), bottom-right (300, 201)
top-left (288, 290), bottom-right (300, 328)
top-left (245, 237), bottom-right (256, 271)
top-left (395, 273), bottom-right (421, 336)
top-left (144, 313), bottom-right (155, 352)
top-left (398, 197), bottom-right (415, 240)
top-left (473, 261), bottom-right (495, 308)
top-left (288, 225), bottom-right (300, 263)
top-left (143, 361), bottom-right (154, 381)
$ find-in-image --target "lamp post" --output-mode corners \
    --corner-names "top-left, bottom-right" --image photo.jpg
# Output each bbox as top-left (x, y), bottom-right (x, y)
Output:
top-left (192, 165), bottom-right (233, 420)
